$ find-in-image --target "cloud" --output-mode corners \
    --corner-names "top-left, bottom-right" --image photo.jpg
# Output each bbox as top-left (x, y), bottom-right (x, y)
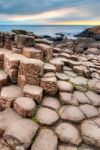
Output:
top-left (0, 0), bottom-right (99, 24)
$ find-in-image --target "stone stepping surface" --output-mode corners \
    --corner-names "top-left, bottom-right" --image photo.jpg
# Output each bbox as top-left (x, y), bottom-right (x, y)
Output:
top-left (0, 34), bottom-right (100, 150)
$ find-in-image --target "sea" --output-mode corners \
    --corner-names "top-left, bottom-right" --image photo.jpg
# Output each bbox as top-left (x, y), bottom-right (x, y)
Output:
top-left (0, 25), bottom-right (92, 39)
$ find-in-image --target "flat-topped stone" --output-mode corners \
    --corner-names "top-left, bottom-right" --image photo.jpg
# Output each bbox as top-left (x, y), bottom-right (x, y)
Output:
top-left (0, 85), bottom-right (23, 109)
top-left (81, 118), bottom-right (100, 147)
top-left (58, 145), bottom-right (77, 150)
top-left (59, 105), bottom-right (85, 122)
top-left (73, 91), bottom-right (90, 104)
top-left (43, 72), bottom-right (55, 78)
top-left (23, 47), bottom-right (43, 60)
top-left (42, 97), bottom-right (60, 110)
top-left (85, 91), bottom-right (100, 106)
top-left (14, 97), bottom-right (36, 117)
top-left (40, 76), bottom-right (58, 95)
top-left (55, 122), bottom-right (81, 145)
top-left (50, 58), bottom-right (64, 72)
top-left (88, 79), bottom-right (100, 93)
top-left (31, 128), bottom-right (58, 150)
top-left (73, 65), bottom-right (90, 76)
top-left (44, 63), bottom-right (56, 72)
top-left (3, 119), bottom-right (39, 149)
top-left (57, 81), bottom-right (73, 92)
top-left (36, 107), bottom-right (59, 125)
top-left (79, 104), bottom-right (98, 118)
top-left (35, 43), bottom-right (53, 61)
top-left (59, 92), bottom-right (78, 105)
top-left (56, 72), bottom-right (69, 80)
top-left (70, 76), bottom-right (88, 92)
top-left (0, 109), bottom-right (22, 134)
top-left (64, 70), bottom-right (77, 77)
top-left (0, 70), bottom-right (9, 86)
top-left (23, 84), bottom-right (43, 103)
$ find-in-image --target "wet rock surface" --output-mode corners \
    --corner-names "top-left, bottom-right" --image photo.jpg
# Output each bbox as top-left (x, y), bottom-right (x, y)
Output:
top-left (0, 29), bottom-right (99, 149)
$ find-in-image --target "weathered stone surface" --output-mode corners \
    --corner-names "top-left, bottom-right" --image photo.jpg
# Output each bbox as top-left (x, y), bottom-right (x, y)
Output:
top-left (0, 85), bottom-right (23, 109)
top-left (59, 105), bottom-right (85, 122)
top-left (35, 43), bottom-right (53, 61)
top-left (23, 84), bottom-right (43, 103)
top-left (0, 109), bottom-right (22, 134)
top-left (16, 34), bottom-right (34, 49)
top-left (57, 81), bottom-right (73, 92)
top-left (3, 119), bottom-right (39, 149)
top-left (55, 122), bottom-right (81, 145)
top-left (23, 47), bottom-right (43, 60)
top-left (88, 79), bottom-right (100, 93)
top-left (0, 70), bottom-right (9, 86)
top-left (59, 92), bottom-right (78, 105)
top-left (56, 72), bottom-right (69, 80)
top-left (81, 118), bottom-right (100, 147)
top-left (79, 104), bottom-right (98, 118)
top-left (73, 91), bottom-right (90, 104)
top-left (86, 48), bottom-right (100, 55)
top-left (4, 52), bottom-right (21, 83)
top-left (12, 47), bottom-right (22, 54)
top-left (40, 76), bottom-right (58, 95)
top-left (50, 58), bottom-right (64, 72)
top-left (70, 76), bottom-right (88, 91)
top-left (14, 97), bottom-right (36, 117)
top-left (44, 63), bottom-right (56, 72)
top-left (73, 65), bottom-right (90, 76)
top-left (58, 144), bottom-right (77, 150)
top-left (18, 58), bottom-right (44, 85)
top-left (42, 97), bottom-right (60, 110)
top-left (64, 70), bottom-right (77, 77)
top-left (31, 129), bottom-right (58, 150)
top-left (36, 107), bottom-right (59, 125)
top-left (85, 91), bottom-right (100, 106)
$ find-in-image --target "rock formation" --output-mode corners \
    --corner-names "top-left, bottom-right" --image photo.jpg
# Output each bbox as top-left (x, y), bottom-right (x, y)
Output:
top-left (0, 28), bottom-right (99, 149)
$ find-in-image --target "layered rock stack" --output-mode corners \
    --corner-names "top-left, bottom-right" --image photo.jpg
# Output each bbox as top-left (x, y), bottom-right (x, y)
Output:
top-left (0, 29), bottom-right (100, 150)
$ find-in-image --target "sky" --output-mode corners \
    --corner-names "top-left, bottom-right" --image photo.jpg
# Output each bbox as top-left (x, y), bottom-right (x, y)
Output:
top-left (0, 0), bottom-right (100, 25)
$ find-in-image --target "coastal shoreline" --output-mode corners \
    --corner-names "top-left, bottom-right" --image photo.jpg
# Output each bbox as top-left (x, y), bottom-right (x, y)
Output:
top-left (0, 26), bottom-right (100, 149)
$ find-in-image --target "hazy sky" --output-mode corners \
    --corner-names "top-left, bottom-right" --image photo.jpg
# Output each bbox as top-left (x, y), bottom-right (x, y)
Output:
top-left (0, 0), bottom-right (100, 25)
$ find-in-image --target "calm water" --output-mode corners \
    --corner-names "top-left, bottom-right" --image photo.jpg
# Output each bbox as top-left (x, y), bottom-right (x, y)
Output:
top-left (0, 25), bottom-right (92, 38)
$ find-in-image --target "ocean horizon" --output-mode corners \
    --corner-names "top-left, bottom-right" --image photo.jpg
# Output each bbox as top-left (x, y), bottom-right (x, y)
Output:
top-left (0, 25), bottom-right (93, 38)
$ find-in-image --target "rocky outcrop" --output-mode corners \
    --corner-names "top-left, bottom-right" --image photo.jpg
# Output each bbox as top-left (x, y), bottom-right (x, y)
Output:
top-left (75, 26), bottom-right (100, 40)
top-left (0, 29), bottom-right (99, 149)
